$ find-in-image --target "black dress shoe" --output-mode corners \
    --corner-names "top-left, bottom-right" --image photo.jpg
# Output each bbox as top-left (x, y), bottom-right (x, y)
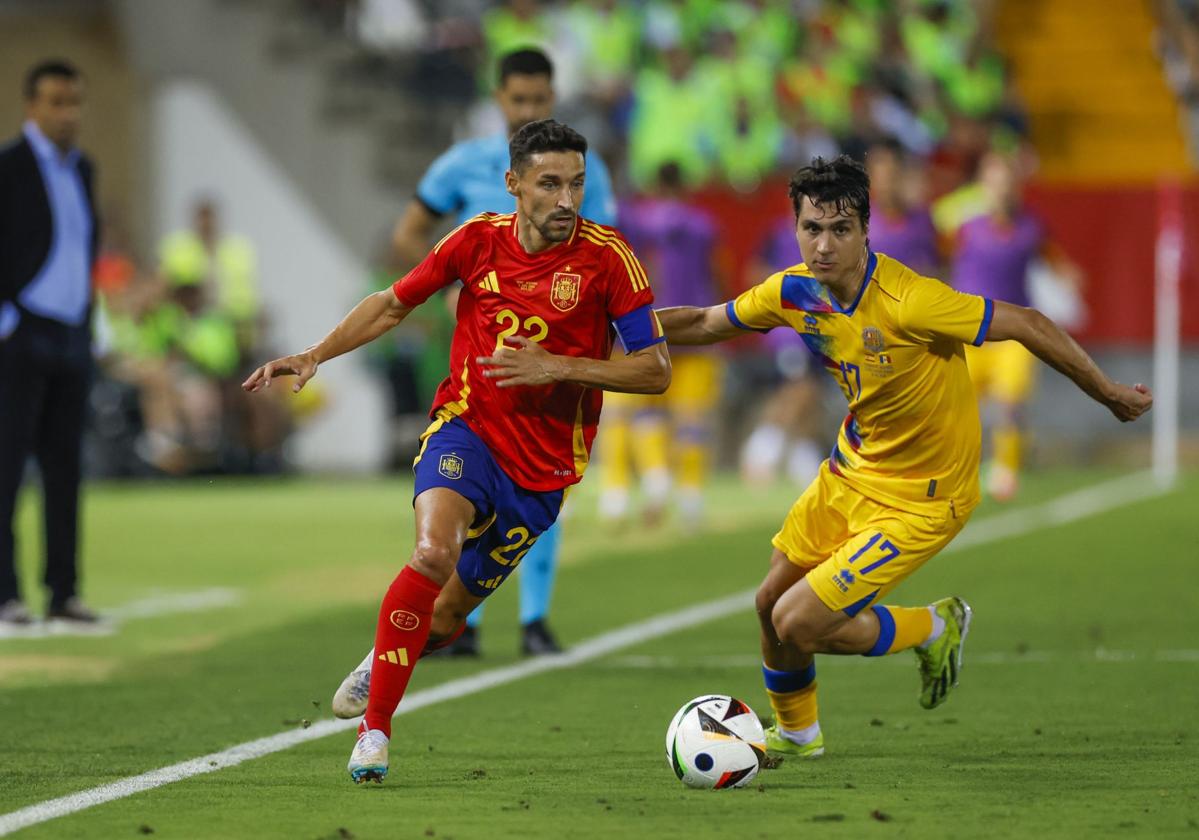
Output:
top-left (46, 597), bottom-right (101, 623)
top-left (521, 619), bottom-right (563, 655)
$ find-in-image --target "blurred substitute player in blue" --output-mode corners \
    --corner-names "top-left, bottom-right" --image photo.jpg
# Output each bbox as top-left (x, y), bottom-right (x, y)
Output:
top-left (656, 156), bottom-right (1151, 758)
top-left (597, 162), bottom-right (722, 527)
top-left (952, 150), bottom-right (1083, 501)
top-left (245, 121), bottom-right (669, 783)
top-left (391, 48), bottom-right (617, 656)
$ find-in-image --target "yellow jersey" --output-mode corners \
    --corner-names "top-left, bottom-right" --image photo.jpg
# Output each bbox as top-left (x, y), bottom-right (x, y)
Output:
top-left (729, 251), bottom-right (994, 514)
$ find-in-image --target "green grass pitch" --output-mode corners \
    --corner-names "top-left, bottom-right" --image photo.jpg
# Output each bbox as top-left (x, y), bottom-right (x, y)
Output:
top-left (1, 470), bottom-right (1196, 838)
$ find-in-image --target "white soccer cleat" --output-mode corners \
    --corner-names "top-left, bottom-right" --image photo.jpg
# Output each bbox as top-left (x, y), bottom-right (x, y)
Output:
top-left (348, 728), bottom-right (389, 784)
top-left (332, 648), bottom-right (374, 719)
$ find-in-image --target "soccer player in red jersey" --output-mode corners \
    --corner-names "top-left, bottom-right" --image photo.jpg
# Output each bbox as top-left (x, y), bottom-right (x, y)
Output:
top-left (243, 120), bottom-right (670, 783)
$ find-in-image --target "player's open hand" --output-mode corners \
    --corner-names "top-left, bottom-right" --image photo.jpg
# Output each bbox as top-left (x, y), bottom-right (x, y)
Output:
top-left (242, 351), bottom-right (319, 394)
top-left (477, 336), bottom-right (563, 388)
top-left (1103, 381), bottom-right (1153, 422)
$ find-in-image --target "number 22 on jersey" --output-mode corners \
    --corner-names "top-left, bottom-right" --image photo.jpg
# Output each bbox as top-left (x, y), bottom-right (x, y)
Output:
top-left (494, 308), bottom-right (549, 352)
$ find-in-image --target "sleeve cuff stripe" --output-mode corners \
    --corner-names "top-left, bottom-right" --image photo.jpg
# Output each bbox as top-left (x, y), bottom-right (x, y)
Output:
top-left (725, 300), bottom-right (752, 331)
top-left (973, 298), bottom-right (994, 346)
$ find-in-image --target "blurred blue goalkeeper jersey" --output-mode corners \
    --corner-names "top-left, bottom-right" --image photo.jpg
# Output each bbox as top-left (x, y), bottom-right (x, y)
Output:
top-left (415, 131), bottom-right (617, 226)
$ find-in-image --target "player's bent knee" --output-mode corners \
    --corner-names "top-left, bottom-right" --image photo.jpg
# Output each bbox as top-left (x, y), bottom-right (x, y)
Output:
top-left (771, 605), bottom-right (823, 655)
top-left (754, 582), bottom-right (780, 624)
top-left (409, 540), bottom-right (459, 582)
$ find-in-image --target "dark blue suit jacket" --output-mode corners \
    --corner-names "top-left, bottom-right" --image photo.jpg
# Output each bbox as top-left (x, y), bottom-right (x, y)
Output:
top-left (0, 135), bottom-right (99, 306)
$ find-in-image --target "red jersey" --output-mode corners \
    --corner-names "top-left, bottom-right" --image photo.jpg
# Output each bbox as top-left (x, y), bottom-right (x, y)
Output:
top-left (392, 212), bottom-right (657, 491)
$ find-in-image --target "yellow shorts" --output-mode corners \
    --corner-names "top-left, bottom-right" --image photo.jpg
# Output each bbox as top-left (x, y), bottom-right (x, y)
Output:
top-left (966, 340), bottom-right (1037, 404)
top-left (605, 354), bottom-right (723, 415)
top-left (772, 465), bottom-right (972, 615)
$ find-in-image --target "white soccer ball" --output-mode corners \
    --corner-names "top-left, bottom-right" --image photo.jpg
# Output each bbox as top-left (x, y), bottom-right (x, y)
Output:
top-left (665, 695), bottom-right (766, 789)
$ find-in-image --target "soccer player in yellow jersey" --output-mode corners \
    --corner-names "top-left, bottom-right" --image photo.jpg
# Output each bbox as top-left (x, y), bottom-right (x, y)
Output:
top-left (656, 156), bottom-right (1152, 756)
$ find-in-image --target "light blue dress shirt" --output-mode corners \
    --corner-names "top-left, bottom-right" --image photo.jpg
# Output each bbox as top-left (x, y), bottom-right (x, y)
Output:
top-left (0, 121), bottom-right (93, 338)
top-left (415, 132), bottom-right (617, 226)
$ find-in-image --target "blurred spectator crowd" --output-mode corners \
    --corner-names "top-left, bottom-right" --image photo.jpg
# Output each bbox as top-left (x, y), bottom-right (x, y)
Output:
top-left (288, 0), bottom-right (1040, 475)
top-left (305, 0), bottom-right (1028, 196)
top-left (89, 200), bottom-right (305, 477)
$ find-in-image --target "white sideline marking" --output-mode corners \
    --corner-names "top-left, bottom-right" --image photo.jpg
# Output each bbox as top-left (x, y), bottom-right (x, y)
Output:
top-left (0, 588), bottom-right (242, 641)
top-left (0, 471), bottom-right (1173, 836)
top-left (0, 590), bottom-right (754, 837)
top-left (943, 470), bottom-right (1164, 555)
top-left (106, 588), bottom-right (242, 620)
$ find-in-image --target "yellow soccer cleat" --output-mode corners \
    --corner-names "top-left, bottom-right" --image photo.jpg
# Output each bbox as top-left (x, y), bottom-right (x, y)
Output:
top-left (916, 596), bottom-right (973, 710)
top-left (763, 724), bottom-right (825, 759)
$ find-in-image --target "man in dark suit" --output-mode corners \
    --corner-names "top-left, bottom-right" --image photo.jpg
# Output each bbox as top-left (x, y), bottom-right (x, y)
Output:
top-left (0, 59), bottom-right (100, 626)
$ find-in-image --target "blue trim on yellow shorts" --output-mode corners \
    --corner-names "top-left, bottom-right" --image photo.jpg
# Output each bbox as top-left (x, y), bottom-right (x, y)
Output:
top-left (843, 590), bottom-right (879, 617)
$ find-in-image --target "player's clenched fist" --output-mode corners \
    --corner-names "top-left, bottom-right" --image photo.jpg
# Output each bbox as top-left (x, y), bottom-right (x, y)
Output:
top-left (242, 350), bottom-right (319, 393)
top-left (1103, 382), bottom-right (1153, 423)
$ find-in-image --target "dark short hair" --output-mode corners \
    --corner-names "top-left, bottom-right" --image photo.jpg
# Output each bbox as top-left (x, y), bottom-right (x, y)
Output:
top-left (24, 59), bottom-right (81, 101)
top-left (509, 119), bottom-right (587, 173)
top-left (789, 155), bottom-right (871, 229)
top-left (498, 48), bottom-right (554, 86)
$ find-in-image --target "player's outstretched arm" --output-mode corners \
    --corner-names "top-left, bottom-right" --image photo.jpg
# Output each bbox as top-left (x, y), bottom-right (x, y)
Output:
top-left (477, 336), bottom-right (671, 394)
top-left (656, 305), bottom-right (745, 345)
top-left (242, 289), bottom-right (413, 393)
top-left (985, 300), bottom-right (1152, 422)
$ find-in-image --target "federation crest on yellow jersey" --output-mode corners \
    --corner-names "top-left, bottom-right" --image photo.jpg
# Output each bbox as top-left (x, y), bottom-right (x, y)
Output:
top-left (861, 326), bottom-right (886, 353)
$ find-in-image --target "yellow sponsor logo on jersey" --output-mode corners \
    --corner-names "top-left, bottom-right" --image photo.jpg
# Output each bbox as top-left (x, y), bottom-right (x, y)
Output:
top-left (478, 270), bottom-right (500, 294)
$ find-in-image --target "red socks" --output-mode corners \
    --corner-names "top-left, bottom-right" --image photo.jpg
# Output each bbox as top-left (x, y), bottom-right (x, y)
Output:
top-left (362, 565), bottom-right (441, 736)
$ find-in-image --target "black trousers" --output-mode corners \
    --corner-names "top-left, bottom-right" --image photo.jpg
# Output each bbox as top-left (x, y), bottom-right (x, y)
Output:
top-left (0, 310), bottom-right (91, 607)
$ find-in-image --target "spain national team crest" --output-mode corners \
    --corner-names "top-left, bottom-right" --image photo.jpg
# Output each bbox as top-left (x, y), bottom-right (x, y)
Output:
top-left (389, 609), bottom-right (420, 631)
top-left (550, 272), bottom-right (581, 312)
top-left (862, 327), bottom-right (886, 353)
top-left (438, 453), bottom-right (463, 480)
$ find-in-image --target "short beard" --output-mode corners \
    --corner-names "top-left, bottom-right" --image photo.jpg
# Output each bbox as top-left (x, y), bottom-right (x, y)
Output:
top-left (537, 214), bottom-right (574, 243)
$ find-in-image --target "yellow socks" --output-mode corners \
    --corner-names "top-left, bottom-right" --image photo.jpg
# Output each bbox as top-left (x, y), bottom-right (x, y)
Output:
top-left (993, 426), bottom-right (1023, 473)
top-left (864, 605), bottom-right (934, 656)
top-left (762, 663), bottom-right (818, 733)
